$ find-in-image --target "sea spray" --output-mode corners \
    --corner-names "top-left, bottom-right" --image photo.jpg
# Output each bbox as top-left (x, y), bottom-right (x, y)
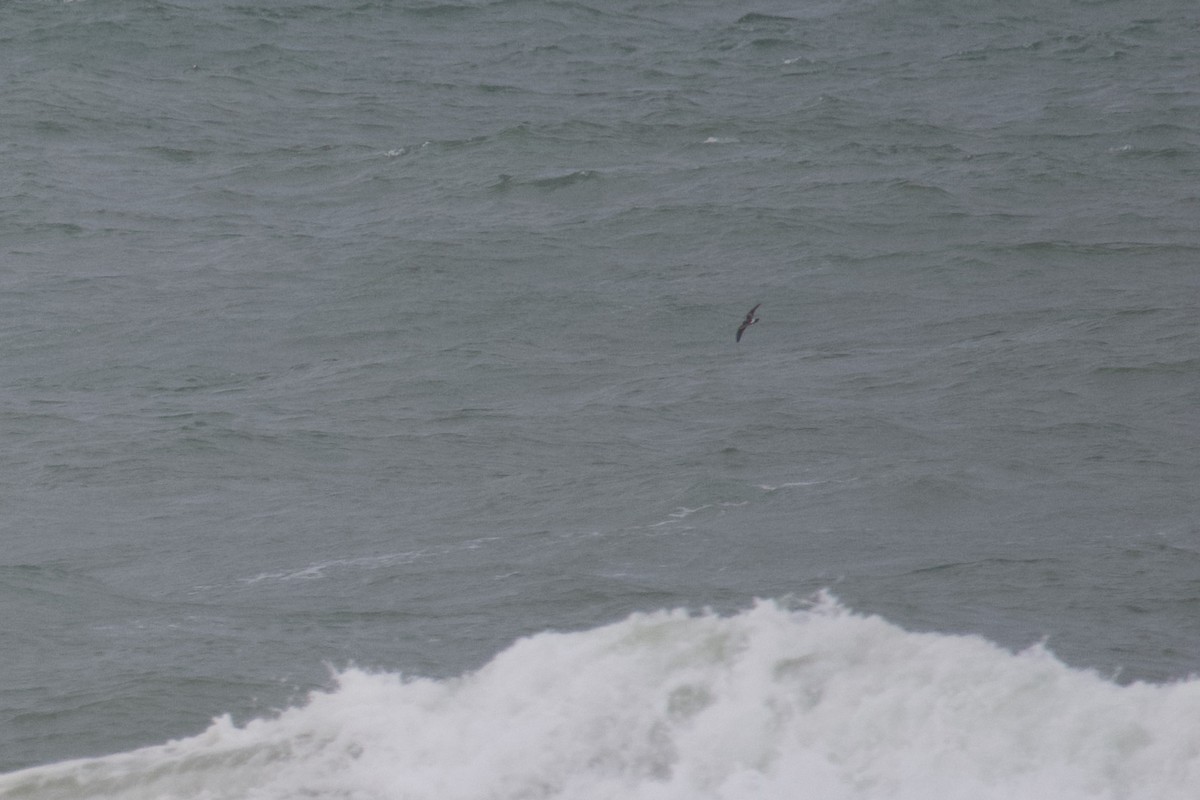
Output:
top-left (3, 596), bottom-right (1199, 800)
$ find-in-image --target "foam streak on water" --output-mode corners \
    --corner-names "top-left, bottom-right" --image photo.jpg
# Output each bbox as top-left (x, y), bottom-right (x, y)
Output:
top-left (3, 597), bottom-right (1198, 800)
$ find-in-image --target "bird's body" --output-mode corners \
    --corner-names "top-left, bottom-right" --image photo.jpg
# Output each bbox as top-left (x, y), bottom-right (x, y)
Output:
top-left (736, 303), bottom-right (761, 342)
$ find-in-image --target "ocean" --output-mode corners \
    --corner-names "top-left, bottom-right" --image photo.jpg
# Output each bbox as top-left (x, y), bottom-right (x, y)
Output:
top-left (2, 0), bottom-right (1199, 796)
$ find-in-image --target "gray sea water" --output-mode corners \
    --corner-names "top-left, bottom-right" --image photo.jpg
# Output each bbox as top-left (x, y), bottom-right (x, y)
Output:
top-left (2, 0), bottom-right (1200, 795)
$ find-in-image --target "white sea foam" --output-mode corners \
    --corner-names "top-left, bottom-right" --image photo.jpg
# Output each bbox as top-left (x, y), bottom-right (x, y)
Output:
top-left (4, 595), bottom-right (1199, 800)
top-left (758, 480), bottom-right (823, 492)
top-left (240, 550), bottom-right (426, 583)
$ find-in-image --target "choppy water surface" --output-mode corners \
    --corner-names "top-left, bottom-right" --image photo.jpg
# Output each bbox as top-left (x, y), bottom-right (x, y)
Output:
top-left (2, 0), bottom-right (1198, 794)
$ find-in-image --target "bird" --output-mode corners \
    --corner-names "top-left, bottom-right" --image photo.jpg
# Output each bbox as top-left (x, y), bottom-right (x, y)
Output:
top-left (736, 303), bottom-right (761, 342)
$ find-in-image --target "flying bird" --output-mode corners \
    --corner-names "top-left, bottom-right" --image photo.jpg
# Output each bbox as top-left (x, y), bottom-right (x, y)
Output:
top-left (736, 303), bottom-right (761, 342)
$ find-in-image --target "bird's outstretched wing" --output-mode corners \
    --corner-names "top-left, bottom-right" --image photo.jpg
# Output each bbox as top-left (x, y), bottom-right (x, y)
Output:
top-left (736, 303), bottom-right (761, 342)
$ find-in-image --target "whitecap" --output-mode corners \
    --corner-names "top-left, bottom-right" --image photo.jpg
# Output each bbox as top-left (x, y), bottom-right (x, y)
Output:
top-left (6, 596), bottom-right (1199, 800)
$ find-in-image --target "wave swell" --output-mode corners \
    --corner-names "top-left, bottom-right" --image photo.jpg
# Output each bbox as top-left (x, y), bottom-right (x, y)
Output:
top-left (3, 595), bottom-right (1199, 799)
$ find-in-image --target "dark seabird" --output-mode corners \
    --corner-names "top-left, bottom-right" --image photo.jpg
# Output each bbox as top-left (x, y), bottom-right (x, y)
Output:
top-left (736, 303), bottom-right (761, 342)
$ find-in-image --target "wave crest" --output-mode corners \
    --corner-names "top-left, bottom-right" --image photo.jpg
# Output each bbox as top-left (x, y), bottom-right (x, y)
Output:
top-left (4, 595), bottom-right (1200, 799)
